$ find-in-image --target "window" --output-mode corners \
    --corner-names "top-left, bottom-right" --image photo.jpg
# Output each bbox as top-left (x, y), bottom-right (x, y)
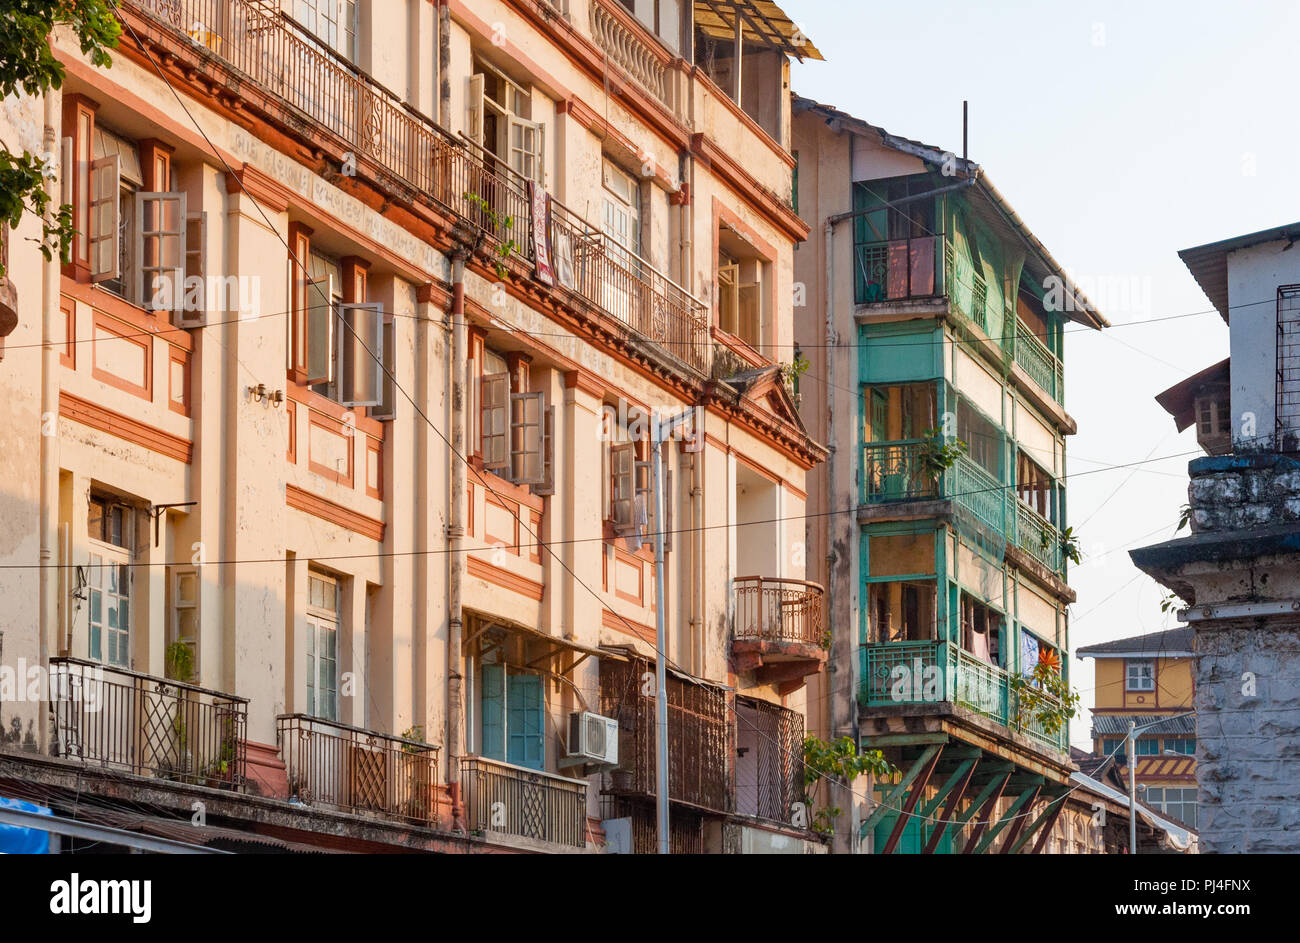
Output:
top-left (1145, 787), bottom-right (1198, 830)
top-left (305, 571), bottom-right (340, 722)
top-left (288, 232), bottom-right (387, 408)
top-left (468, 59), bottom-right (544, 185)
top-left (1017, 450), bottom-right (1055, 522)
top-left (602, 406), bottom-right (651, 538)
top-left (864, 383), bottom-right (936, 443)
top-left (960, 592), bottom-right (1003, 666)
top-left (619, 0), bottom-right (682, 54)
top-left (1164, 737), bottom-right (1196, 755)
top-left (958, 397), bottom-right (1002, 480)
top-left (1126, 659), bottom-right (1155, 692)
top-left (476, 348), bottom-right (553, 490)
top-left (479, 661), bottom-right (545, 770)
top-left (293, 0), bottom-right (357, 61)
top-left (170, 567), bottom-right (199, 679)
top-left (853, 177), bottom-right (939, 304)
top-left (87, 495), bottom-right (134, 668)
top-left (868, 580), bottom-right (935, 643)
top-left (1101, 738), bottom-right (1124, 757)
top-left (1134, 737), bottom-right (1160, 756)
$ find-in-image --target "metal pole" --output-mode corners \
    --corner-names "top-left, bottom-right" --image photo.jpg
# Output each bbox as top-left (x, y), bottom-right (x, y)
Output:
top-left (1128, 719), bottom-right (1137, 855)
top-left (652, 425), bottom-right (670, 854)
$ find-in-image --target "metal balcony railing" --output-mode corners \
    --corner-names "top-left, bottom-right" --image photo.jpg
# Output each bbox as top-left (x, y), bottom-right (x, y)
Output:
top-left (855, 234), bottom-right (943, 304)
top-left (1013, 318), bottom-right (1065, 405)
top-left (951, 454), bottom-right (1007, 540)
top-left (277, 714), bottom-right (439, 825)
top-left (459, 756), bottom-right (588, 848)
top-left (862, 439), bottom-right (940, 503)
top-left (1013, 498), bottom-right (1065, 575)
top-left (859, 641), bottom-right (1067, 752)
top-left (127, 0), bottom-right (711, 374)
top-left (49, 656), bottom-right (248, 788)
top-left (732, 576), bottom-right (826, 649)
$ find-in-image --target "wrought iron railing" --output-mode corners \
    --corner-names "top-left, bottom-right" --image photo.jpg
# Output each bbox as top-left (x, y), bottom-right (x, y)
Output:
top-left (599, 656), bottom-right (731, 814)
top-left (276, 714), bottom-right (439, 824)
top-left (862, 439), bottom-right (939, 503)
top-left (855, 234), bottom-right (942, 304)
top-left (943, 239), bottom-right (988, 331)
top-left (1013, 499), bottom-right (1064, 574)
top-left (49, 656), bottom-right (248, 788)
top-left (734, 697), bottom-right (804, 826)
top-left (859, 641), bottom-right (1067, 751)
top-left (732, 576), bottom-right (825, 649)
top-left (127, 0), bottom-right (711, 374)
top-left (1013, 318), bottom-right (1064, 404)
top-left (459, 756), bottom-right (588, 848)
top-left (951, 454), bottom-right (1007, 539)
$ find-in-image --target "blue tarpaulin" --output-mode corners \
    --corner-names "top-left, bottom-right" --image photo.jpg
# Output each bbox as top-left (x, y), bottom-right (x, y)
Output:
top-left (0, 796), bottom-right (52, 854)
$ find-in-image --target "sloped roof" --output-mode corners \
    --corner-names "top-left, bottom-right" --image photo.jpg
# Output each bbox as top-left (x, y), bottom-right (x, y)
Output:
top-left (791, 95), bottom-right (1108, 330)
top-left (1091, 713), bottom-right (1196, 737)
top-left (1076, 626), bottom-right (1194, 658)
top-left (1179, 220), bottom-right (1300, 323)
top-left (694, 1), bottom-right (823, 61)
top-left (1155, 358), bottom-right (1230, 432)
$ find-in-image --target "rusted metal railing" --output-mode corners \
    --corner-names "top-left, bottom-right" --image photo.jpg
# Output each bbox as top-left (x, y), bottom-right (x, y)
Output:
top-left (49, 656), bottom-right (248, 789)
top-left (277, 714), bottom-right (440, 825)
top-left (459, 756), bottom-right (588, 848)
top-left (733, 576), bottom-right (826, 648)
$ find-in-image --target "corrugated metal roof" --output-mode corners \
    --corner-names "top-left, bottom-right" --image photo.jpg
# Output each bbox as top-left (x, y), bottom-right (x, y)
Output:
top-left (1091, 713), bottom-right (1196, 736)
top-left (694, 1), bottom-right (823, 61)
top-left (1178, 220), bottom-right (1300, 323)
top-left (1076, 626), bottom-right (1194, 658)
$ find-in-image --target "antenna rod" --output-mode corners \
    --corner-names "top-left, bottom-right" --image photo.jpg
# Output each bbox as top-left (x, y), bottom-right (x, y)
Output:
top-left (963, 100), bottom-right (968, 162)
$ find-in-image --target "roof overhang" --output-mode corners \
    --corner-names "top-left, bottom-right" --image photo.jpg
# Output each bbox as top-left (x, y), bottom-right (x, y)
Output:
top-left (1178, 220), bottom-right (1300, 323)
top-left (1155, 358), bottom-right (1230, 432)
top-left (693, 0), bottom-right (823, 61)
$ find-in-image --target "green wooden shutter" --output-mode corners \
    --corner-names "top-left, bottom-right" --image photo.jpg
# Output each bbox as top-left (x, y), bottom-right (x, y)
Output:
top-left (506, 674), bottom-right (544, 770)
top-left (480, 664), bottom-right (505, 760)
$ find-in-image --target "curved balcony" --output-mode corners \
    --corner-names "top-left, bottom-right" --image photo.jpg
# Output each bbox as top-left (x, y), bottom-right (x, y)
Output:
top-left (731, 576), bottom-right (827, 689)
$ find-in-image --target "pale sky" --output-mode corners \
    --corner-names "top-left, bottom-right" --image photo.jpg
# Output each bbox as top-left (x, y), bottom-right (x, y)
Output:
top-left (789, 0), bottom-right (1300, 748)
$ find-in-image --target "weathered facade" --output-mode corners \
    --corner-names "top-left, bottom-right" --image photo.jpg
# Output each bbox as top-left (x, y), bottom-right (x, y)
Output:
top-left (0, 0), bottom-right (829, 853)
top-left (792, 96), bottom-right (1109, 853)
top-left (1132, 221), bottom-right (1300, 854)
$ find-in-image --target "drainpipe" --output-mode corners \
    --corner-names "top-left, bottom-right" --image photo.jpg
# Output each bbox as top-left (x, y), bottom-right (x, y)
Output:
top-left (38, 87), bottom-right (63, 755)
top-left (446, 252), bottom-right (468, 829)
top-left (437, 0), bottom-right (451, 129)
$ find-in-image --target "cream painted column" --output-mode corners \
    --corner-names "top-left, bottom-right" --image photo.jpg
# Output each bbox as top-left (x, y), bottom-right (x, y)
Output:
top-left (565, 377), bottom-right (603, 648)
top-left (343, 576), bottom-right (367, 728)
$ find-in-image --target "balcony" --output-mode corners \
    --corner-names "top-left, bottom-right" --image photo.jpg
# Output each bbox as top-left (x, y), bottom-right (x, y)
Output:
top-left (589, 0), bottom-right (680, 116)
top-left (1012, 319), bottom-right (1065, 405)
top-left (863, 440), bottom-right (939, 504)
top-left (277, 714), bottom-right (440, 825)
top-left (48, 657), bottom-right (248, 788)
top-left (459, 756), bottom-right (588, 849)
top-left (855, 234), bottom-right (944, 305)
top-left (859, 640), bottom-right (1067, 753)
top-left (126, 0), bottom-right (711, 375)
top-left (731, 576), bottom-right (827, 688)
top-left (1013, 499), bottom-right (1064, 575)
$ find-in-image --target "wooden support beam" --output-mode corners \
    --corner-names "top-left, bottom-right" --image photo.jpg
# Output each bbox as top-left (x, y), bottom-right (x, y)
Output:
top-left (880, 745), bottom-right (944, 855)
top-left (923, 756), bottom-right (979, 854)
top-left (859, 732), bottom-right (949, 748)
top-left (970, 784), bottom-right (1041, 854)
top-left (958, 770), bottom-right (1012, 852)
top-left (858, 744), bottom-right (942, 841)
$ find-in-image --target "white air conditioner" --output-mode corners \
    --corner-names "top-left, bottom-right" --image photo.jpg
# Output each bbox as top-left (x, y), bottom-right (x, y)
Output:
top-left (565, 710), bottom-right (619, 767)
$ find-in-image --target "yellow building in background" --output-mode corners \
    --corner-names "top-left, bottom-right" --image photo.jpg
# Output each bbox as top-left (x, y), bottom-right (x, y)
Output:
top-left (1077, 626), bottom-right (1197, 831)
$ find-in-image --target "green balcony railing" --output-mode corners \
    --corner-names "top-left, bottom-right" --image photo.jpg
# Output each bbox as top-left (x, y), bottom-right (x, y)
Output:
top-left (860, 640), bottom-right (1068, 752)
top-left (854, 235), bottom-right (944, 305)
top-left (950, 454), bottom-right (1007, 539)
top-left (943, 239), bottom-right (987, 331)
top-left (1013, 319), bottom-right (1064, 405)
top-left (862, 440), bottom-right (939, 504)
top-left (1013, 499), bottom-right (1065, 575)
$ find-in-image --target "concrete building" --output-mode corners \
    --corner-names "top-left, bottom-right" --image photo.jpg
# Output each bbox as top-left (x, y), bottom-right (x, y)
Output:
top-left (1077, 626), bottom-right (1198, 831)
top-left (1132, 221), bottom-right (1300, 854)
top-left (0, 0), bottom-right (829, 853)
top-left (792, 97), bottom-right (1108, 853)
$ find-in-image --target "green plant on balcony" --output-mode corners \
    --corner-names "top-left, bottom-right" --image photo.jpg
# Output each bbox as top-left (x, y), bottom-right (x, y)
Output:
top-left (165, 641), bottom-right (195, 683)
top-left (1055, 525), bottom-right (1082, 565)
top-left (0, 1), bottom-right (119, 279)
top-left (781, 349), bottom-right (810, 396)
top-left (1010, 657), bottom-right (1079, 738)
top-left (802, 735), bottom-right (895, 837)
top-left (461, 192), bottom-right (518, 279)
top-left (917, 428), bottom-right (968, 483)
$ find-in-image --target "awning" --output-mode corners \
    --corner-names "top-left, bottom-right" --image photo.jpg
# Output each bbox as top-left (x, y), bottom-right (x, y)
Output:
top-left (693, 1), bottom-right (823, 61)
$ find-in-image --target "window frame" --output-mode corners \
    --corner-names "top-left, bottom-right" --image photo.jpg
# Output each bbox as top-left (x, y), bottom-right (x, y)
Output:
top-left (1125, 658), bottom-right (1155, 692)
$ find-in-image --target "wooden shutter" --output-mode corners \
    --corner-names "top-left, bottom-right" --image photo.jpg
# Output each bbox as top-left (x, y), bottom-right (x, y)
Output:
top-left (534, 406), bottom-right (555, 495)
top-left (480, 373), bottom-right (510, 470)
top-left (337, 301), bottom-right (384, 407)
top-left (610, 442), bottom-right (636, 531)
top-left (179, 211), bottom-right (206, 327)
top-left (60, 137), bottom-right (73, 208)
top-left (136, 191), bottom-right (187, 311)
top-left (510, 390), bottom-right (546, 484)
top-left (89, 154), bottom-right (119, 283)
top-left (304, 274), bottom-right (334, 386)
top-left (480, 663), bottom-right (505, 760)
top-left (634, 459), bottom-right (652, 544)
top-left (506, 673), bottom-right (544, 771)
top-left (372, 312), bottom-right (397, 420)
top-left (466, 74), bottom-right (485, 147)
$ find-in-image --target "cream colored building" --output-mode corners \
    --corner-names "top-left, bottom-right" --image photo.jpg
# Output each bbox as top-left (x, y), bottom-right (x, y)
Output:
top-left (0, 0), bottom-right (826, 854)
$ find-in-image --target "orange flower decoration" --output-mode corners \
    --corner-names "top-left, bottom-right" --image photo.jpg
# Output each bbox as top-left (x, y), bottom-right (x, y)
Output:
top-left (1038, 647), bottom-right (1061, 673)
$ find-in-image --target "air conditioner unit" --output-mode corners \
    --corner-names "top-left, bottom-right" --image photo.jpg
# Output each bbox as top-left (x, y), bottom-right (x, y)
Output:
top-left (565, 710), bottom-right (618, 767)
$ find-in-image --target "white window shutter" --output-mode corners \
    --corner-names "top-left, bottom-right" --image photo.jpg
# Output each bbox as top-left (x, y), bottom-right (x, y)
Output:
top-left (305, 274), bottom-right (335, 386)
top-left (89, 154), bottom-right (120, 283)
top-left (135, 191), bottom-right (187, 312)
top-left (508, 116), bottom-right (544, 183)
top-left (535, 405), bottom-right (555, 495)
top-left (510, 390), bottom-right (546, 484)
top-left (181, 211), bottom-right (207, 326)
top-left (337, 301), bottom-right (384, 407)
top-left (480, 373), bottom-right (510, 470)
top-left (466, 74), bottom-right (485, 147)
top-left (634, 459), bottom-right (652, 543)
